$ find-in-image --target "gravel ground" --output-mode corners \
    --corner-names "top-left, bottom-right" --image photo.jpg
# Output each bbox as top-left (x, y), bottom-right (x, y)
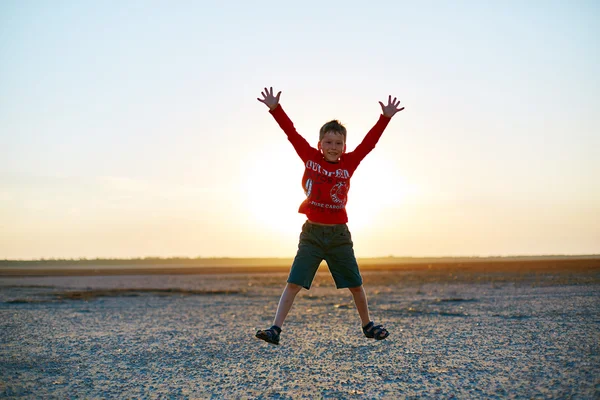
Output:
top-left (1, 271), bottom-right (599, 399)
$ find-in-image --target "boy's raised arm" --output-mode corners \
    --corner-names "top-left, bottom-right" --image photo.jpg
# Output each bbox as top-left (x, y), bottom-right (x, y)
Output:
top-left (258, 87), bottom-right (315, 162)
top-left (349, 95), bottom-right (404, 165)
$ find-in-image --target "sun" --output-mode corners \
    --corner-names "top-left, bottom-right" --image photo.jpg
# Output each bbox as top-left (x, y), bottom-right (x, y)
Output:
top-left (241, 143), bottom-right (307, 237)
top-left (346, 156), bottom-right (417, 232)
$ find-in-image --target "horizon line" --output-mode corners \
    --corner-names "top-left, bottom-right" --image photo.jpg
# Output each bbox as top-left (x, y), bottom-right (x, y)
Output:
top-left (2, 254), bottom-right (599, 262)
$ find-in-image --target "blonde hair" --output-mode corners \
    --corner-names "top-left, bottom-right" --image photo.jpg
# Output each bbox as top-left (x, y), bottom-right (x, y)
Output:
top-left (319, 120), bottom-right (347, 141)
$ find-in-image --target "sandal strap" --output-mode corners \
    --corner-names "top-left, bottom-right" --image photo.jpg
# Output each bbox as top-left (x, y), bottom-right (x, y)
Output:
top-left (258, 326), bottom-right (281, 338)
top-left (269, 325), bottom-right (282, 334)
top-left (259, 328), bottom-right (276, 337)
top-left (373, 326), bottom-right (389, 339)
top-left (363, 321), bottom-right (389, 339)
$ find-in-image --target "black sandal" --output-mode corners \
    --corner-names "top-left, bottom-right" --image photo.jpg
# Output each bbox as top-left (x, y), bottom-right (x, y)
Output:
top-left (363, 321), bottom-right (389, 340)
top-left (256, 325), bottom-right (281, 345)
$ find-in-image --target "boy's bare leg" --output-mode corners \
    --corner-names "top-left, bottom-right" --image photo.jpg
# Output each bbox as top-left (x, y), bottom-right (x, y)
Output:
top-left (273, 283), bottom-right (303, 328)
top-left (348, 285), bottom-right (372, 327)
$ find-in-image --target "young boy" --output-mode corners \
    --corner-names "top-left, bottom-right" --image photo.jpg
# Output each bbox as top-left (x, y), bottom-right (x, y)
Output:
top-left (255, 87), bottom-right (404, 345)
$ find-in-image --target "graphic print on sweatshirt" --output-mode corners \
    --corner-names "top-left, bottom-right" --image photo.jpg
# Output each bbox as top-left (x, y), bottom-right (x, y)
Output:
top-left (330, 181), bottom-right (348, 204)
top-left (304, 160), bottom-right (350, 209)
top-left (302, 160), bottom-right (351, 213)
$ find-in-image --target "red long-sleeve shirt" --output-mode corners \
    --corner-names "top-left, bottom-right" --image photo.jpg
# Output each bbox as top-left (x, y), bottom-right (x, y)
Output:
top-left (269, 105), bottom-right (391, 224)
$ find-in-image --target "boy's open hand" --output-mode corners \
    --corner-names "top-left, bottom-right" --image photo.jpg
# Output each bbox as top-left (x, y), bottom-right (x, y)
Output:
top-left (379, 96), bottom-right (405, 118)
top-left (257, 87), bottom-right (281, 110)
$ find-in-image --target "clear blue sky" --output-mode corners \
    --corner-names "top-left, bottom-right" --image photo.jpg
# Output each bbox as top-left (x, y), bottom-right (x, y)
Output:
top-left (1, 1), bottom-right (599, 259)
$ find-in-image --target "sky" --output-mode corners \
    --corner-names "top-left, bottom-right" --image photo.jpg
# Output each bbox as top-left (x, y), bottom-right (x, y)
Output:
top-left (1, 0), bottom-right (599, 259)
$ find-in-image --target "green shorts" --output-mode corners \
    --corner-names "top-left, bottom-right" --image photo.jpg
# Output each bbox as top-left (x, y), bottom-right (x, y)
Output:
top-left (288, 221), bottom-right (363, 290)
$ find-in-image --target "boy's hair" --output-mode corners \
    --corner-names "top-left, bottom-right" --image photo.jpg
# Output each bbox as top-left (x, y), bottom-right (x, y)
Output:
top-left (319, 120), bottom-right (347, 141)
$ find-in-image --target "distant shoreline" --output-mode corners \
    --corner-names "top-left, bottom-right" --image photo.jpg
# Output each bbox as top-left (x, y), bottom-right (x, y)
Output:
top-left (0, 257), bottom-right (598, 277)
top-left (2, 254), bottom-right (598, 266)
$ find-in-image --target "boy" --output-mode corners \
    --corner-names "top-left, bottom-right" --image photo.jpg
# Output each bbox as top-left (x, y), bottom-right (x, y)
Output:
top-left (256, 87), bottom-right (404, 345)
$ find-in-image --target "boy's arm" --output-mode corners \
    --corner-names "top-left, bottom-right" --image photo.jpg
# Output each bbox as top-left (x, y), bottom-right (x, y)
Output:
top-left (258, 87), bottom-right (315, 161)
top-left (348, 95), bottom-right (404, 164)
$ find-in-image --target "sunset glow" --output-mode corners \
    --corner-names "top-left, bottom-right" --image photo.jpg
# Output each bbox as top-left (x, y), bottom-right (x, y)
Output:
top-left (1, 1), bottom-right (599, 259)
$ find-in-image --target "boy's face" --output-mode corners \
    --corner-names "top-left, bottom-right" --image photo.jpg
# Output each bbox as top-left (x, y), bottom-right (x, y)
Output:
top-left (319, 131), bottom-right (346, 163)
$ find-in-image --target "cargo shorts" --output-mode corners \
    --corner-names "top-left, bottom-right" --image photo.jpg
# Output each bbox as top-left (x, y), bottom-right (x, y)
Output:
top-left (288, 221), bottom-right (363, 290)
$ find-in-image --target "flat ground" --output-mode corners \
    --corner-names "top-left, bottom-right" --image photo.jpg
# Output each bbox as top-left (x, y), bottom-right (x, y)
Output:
top-left (1, 259), bottom-right (599, 399)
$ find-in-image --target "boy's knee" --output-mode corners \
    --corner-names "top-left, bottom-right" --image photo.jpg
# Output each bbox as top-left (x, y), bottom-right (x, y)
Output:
top-left (348, 285), bottom-right (364, 294)
top-left (286, 283), bottom-right (303, 293)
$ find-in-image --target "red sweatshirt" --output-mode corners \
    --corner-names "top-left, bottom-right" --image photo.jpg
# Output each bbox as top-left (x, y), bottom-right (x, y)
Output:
top-left (270, 105), bottom-right (391, 224)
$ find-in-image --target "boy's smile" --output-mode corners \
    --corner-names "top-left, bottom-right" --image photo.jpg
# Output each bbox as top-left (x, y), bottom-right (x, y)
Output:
top-left (320, 131), bottom-right (345, 163)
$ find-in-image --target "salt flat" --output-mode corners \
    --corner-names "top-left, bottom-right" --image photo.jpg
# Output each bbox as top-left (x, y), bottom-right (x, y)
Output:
top-left (1, 266), bottom-right (599, 399)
